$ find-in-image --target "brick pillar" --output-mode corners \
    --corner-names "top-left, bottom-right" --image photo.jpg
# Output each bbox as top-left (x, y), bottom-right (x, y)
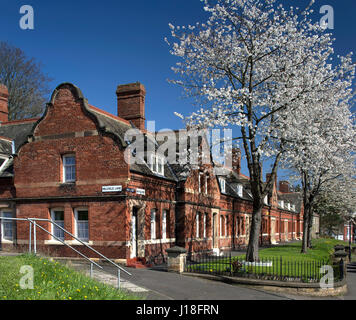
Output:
top-left (166, 246), bottom-right (187, 273)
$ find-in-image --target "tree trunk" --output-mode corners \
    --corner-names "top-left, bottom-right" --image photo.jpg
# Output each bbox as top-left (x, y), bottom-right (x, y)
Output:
top-left (246, 202), bottom-right (263, 262)
top-left (307, 211), bottom-right (314, 248)
top-left (301, 203), bottom-right (311, 254)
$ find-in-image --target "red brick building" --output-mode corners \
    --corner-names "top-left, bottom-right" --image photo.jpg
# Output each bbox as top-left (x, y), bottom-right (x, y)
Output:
top-left (0, 82), bottom-right (312, 261)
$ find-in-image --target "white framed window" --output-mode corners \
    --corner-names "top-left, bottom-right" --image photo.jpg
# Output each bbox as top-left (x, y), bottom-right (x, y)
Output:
top-left (149, 154), bottom-right (164, 176)
top-left (278, 200), bottom-right (284, 209)
top-left (151, 209), bottom-right (156, 240)
top-left (225, 216), bottom-right (228, 236)
top-left (219, 178), bottom-right (226, 193)
top-left (1, 211), bottom-right (13, 241)
top-left (220, 215), bottom-right (224, 237)
top-left (237, 184), bottom-right (243, 197)
top-left (198, 173), bottom-right (201, 193)
top-left (196, 212), bottom-right (200, 238)
top-left (203, 213), bottom-right (207, 238)
top-left (51, 209), bottom-right (65, 241)
top-left (205, 175), bottom-right (208, 194)
top-left (74, 208), bottom-right (89, 242)
top-left (162, 210), bottom-right (167, 240)
top-left (264, 195), bottom-right (269, 205)
top-left (63, 154), bottom-right (76, 183)
top-left (0, 156), bottom-right (9, 173)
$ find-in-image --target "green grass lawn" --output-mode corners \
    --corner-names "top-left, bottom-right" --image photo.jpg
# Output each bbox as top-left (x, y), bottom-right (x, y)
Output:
top-left (0, 254), bottom-right (141, 300)
top-left (187, 238), bottom-right (350, 282)
top-left (258, 238), bottom-right (350, 262)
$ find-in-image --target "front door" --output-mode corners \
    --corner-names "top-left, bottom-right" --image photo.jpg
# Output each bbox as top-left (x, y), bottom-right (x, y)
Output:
top-left (130, 207), bottom-right (138, 258)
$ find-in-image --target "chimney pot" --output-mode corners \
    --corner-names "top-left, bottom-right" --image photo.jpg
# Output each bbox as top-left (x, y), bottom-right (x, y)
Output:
top-left (116, 82), bottom-right (146, 131)
top-left (279, 181), bottom-right (290, 193)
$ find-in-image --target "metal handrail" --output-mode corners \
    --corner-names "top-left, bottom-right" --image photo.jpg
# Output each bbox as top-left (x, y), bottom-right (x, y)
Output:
top-left (0, 216), bottom-right (132, 288)
top-left (29, 220), bottom-right (103, 270)
top-left (28, 218), bottom-right (131, 276)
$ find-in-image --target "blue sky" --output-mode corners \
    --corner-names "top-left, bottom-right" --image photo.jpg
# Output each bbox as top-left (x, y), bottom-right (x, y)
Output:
top-left (1, 0), bottom-right (355, 179)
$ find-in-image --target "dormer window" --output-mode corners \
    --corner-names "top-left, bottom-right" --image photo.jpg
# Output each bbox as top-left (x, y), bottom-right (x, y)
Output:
top-left (278, 200), bottom-right (284, 209)
top-left (264, 195), bottom-right (269, 205)
top-left (0, 156), bottom-right (9, 172)
top-left (219, 177), bottom-right (226, 194)
top-left (291, 204), bottom-right (296, 212)
top-left (286, 203), bottom-right (291, 211)
top-left (237, 184), bottom-right (243, 197)
top-left (149, 154), bottom-right (164, 176)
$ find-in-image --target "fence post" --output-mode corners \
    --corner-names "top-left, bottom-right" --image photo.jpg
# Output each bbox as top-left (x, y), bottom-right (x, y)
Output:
top-left (29, 221), bottom-right (32, 253)
top-left (33, 221), bottom-right (37, 255)
top-left (340, 259), bottom-right (344, 281)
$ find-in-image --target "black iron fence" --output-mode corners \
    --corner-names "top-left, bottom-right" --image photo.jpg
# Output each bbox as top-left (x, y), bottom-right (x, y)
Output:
top-left (185, 252), bottom-right (344, 283)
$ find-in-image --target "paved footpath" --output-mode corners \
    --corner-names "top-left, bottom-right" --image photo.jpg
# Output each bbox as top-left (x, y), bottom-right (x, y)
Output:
top-left (94, 262), bottom-right (356, 301)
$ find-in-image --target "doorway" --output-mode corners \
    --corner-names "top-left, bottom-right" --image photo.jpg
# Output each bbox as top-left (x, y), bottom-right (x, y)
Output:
top-left (131, 207), bottom-right (138, 259)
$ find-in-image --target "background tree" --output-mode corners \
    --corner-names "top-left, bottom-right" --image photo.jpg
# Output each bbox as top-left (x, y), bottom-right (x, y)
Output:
top-left (167, 0), bottom-right (354, 261)
top-left (280, 50), bottom-right (355, 253)
top-left (0, 41), bottom-right (52, 120)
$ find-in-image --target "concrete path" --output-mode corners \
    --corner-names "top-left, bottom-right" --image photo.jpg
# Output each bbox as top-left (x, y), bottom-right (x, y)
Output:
top-left (98, 264), bottom-right (292, 300)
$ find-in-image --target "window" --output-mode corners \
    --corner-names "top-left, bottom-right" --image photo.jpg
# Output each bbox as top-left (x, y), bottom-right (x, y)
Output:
top-left (203, 213), bottom-right (207, 238)
top-left (51, 209), bottom-right (64, 241)
top-left (74, 209), bottom-right (89, 242)
top-left (205, 175), bottom-right (208, 194)
top-left (149, 154), bottom-right (164, 176)
top-left (219, 178), bottom-right (226, 193)
top-left (220, 215), bottom-right (224, 237)
top-left (264, 195), bottom-right (269, 205)
top-left (237, 184), bottom-right (243, 197)
top-left (196, 212), bottom-right (200, 238)
top-left (162, 210), bottom-right (167, 240)
top-left (151, 209), bottom-right (156, 240)
top-left (63, 155), bottom-right (76, 183)
top-left (278, 200), bottom-right (284, 209)
top-left (225, 216), bottom-right (228, 236)
top-left (1, 211), bottom-right (13, 241)
top-left (0, 157), bottom-right (9, 172)
top-left (198, 173), bottom-right (201, 193)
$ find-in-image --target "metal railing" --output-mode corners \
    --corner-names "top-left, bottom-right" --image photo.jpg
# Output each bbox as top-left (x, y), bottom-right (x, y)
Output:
top-left (0, 217), bottom-right (131, 288)
top-left (185, 252), bottom-right (344, 283)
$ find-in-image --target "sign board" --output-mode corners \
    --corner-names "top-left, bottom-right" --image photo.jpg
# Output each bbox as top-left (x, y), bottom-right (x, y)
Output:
top-left (126, 188), bottom-right (136, 193)
top-left (102, 185), bottom-right (122, 193)
top-left (136, 188), bottom-right (145, 195)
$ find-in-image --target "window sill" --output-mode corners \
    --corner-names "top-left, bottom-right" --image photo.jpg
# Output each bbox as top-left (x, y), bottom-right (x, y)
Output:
top-left (65, 240), bottom-right (93, 246)
top-left (45, 240), bottom-right (65, 245)
top-left (1, 239), bottom-right (14, 244)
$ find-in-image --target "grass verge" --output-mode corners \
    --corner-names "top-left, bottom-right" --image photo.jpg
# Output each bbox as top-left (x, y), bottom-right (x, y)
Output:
top-left (0, 254), bottom-right (141, 300)
top-left (187, 238), bottom-right (350, 281)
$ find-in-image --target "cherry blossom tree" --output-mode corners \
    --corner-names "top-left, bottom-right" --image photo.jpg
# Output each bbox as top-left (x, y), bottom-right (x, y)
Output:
top-left (167, 0), bottom-right (355, 261)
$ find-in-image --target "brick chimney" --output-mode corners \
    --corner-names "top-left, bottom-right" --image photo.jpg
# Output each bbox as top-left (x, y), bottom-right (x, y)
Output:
top-left (116, 82), bottom-right (146, 131)
top-left (279, 180), bottom-right (290, 193)
top-left (0, 84), bottom-right (9, 123)
top-left (226, 148), bottom-right (241, 175)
